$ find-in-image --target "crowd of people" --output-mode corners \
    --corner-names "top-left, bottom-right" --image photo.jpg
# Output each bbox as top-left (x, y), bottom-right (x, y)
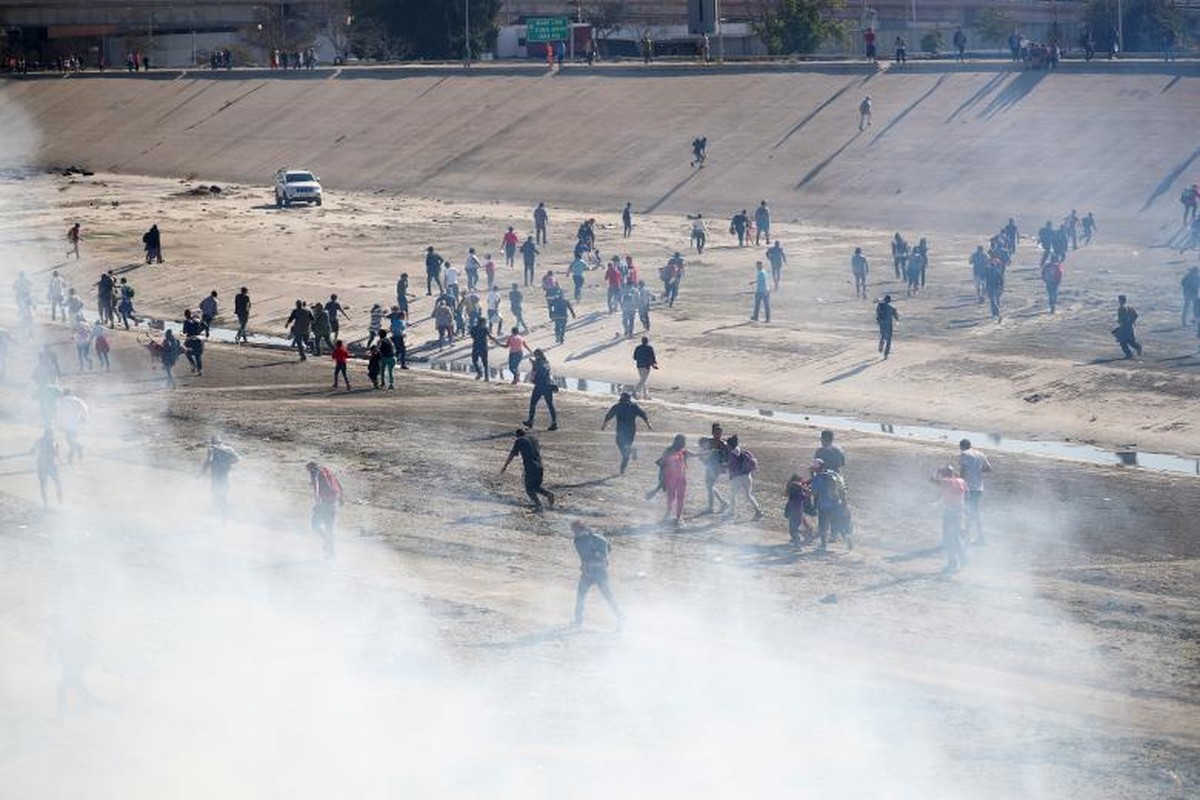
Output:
top-left (4, 166), bottom-right (1198, 622)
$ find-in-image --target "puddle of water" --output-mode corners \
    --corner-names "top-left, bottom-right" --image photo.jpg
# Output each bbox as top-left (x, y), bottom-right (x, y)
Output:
top-left (683, 403), bottom-right (1200, 477)
top-left (145, 318), bottom-right (1200, 478)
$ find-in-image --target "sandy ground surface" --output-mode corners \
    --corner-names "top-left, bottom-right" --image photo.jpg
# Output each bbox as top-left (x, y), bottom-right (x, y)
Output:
top-left (1, 66), bottom-right (1199, 797)
top-left (13, 170), bottom-right (1200, 456)
top-left (0, 169), bottom-right (1197, 798)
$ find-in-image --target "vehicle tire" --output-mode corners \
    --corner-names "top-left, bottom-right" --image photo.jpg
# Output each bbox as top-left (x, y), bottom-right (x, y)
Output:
top-left (275, 192), bottom-right (283, 208)
top-left (315, 197), bottom-right (322, 207)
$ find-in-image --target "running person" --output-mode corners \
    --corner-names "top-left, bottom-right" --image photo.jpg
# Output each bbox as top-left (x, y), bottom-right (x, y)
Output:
top-left (31, 428), bottom-right (63, 507)
top-left (501, 428), bottom-right (556, 512)
top-left (601, 392), bottom-right (651, 475)
top-left (571, 521), bottom-right (622, 628)
top-left (306, 461), bottom-right (343, 558)
top-left (201, 436), bottom-right (240, 517)
top-left (876, 295), bottom-right (899, 358)
top-left (524, 350), bottom-right (559, 430)
top-left (632, 336), bottom-right (658, 399)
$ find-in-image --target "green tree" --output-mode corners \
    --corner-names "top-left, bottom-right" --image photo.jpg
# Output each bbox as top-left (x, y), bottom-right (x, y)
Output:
top-left (920, 26), bottom-right (944, 55)
top-left (975, 7), bottom-right (1014, 46)
top-left (352, 0), bottom-right (500, 60)
top-left (583, 1), bottom-right (627, 44)
top-left (1083, 0), bottom-right (1184, 52)
top-left (754, 0), bottom-right (847, 56)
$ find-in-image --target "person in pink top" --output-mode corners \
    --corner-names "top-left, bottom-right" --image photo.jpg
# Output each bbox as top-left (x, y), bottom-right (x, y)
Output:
top-left (933, 465), bottom-right (968, 573)
top-left (503, 327), bottom-right (532, 384)
top-left (656, 434), bottom-right (698, 526)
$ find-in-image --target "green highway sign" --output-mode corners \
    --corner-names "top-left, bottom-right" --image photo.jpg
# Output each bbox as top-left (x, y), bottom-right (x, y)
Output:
top-left (526, 17), bottom-right (570, 43)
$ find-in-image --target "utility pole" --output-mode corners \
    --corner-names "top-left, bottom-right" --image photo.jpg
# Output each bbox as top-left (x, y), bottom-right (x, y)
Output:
top-left (1116, 0), bottom-right (1124, 55)
top-left (464, 0), bottom-right (471, 65)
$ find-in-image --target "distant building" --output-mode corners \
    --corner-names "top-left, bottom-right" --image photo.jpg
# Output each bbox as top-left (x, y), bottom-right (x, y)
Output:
top-left (0, 0), bottom-right (335, 67)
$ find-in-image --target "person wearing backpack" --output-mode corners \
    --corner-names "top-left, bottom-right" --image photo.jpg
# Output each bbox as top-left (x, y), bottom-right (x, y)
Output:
top-left (1180, 184), bottom-right (1198, 226)
top-left (809, 458), bottom-right (849, 551)
top-left (875, 295), bottom-right (899, 358)
top-left (725, 435), bottom-right (762, 520)
top-left (524, 349), bottom-right (559, 431)
top-left (307, 461), bottom-right (343, 558)
top-left (783, 473), bottom-right (814, 545)
top-left (1112, 295), bottom-right (1142, 359)
top-left (1041, 255), bottom-right (1064, 314)
top-left (202, 436), bottom-right (240, 517)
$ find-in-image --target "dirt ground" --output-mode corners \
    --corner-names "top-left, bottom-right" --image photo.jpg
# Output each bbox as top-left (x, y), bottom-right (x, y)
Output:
top-left (0, 167), bottom-right (1198, 797)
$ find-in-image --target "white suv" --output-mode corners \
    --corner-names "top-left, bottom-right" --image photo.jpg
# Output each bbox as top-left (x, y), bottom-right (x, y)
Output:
top-left (274, 169), bottom-right (323, 207)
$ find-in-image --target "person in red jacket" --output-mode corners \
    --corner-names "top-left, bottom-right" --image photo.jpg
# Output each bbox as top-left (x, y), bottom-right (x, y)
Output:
top-left (331, 339), bottom-right (351, 390)
top-left (502, 226), bottom-right (520, 269)
top-left (307, 461), bottom-right (343, 558)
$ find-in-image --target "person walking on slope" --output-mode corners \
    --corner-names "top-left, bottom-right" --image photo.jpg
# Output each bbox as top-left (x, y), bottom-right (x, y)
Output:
top-left (876, 295), bottom-right (899, 358)
top-left (754, 201), bottom-right (772, 246)
top-left (602, 392), bottom-right (651, 475)
top-left (501, 428), bottom-right (556, 512)
top-left (1113, 294), bottom-right (1142, 359)
top-left (766, 240), bottom-right (787, 289)
top-left (571, 520), bottom-right (622, 628)
top-left (622, 202), bottom-right (633, 238)
top-left (1041, 254), bottom-right (1064, 314)
top-left (851, 247), bottom-right (869, 298)
top-left (67, 223), bottom-right (81, 260)
top-left (858, 96), bottom-right (872, 131)
top-left (306, 461), bottom-right (343, 558)
top-left (751, 262), bottom-right (771, 322)
top-left (534, 202), bottom-right (549, 244)
top-left (632, 336), bottom-right (658, 399)
top-left (1181, 266), bottom-right (1200, 328)
top-left (690, 214), bottom-right (708, 254)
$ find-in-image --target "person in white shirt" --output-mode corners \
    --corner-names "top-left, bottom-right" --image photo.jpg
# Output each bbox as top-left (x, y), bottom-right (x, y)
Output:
top-left (958, 438), bottom-right (993, 545)
top-left (56, 389), bottom-right (89, 464)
